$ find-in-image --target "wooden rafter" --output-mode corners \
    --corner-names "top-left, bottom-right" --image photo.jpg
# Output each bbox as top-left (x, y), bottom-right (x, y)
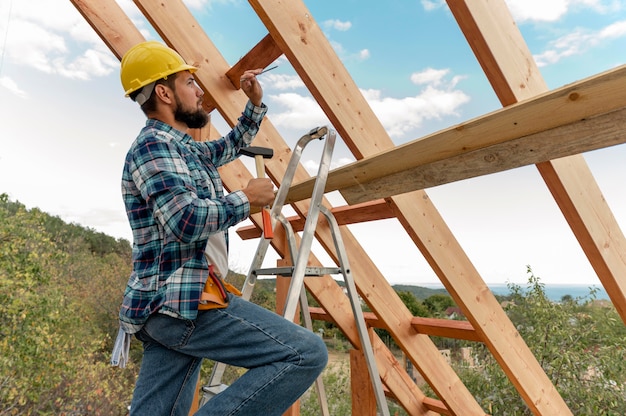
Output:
top-left (239, 199), bottom-right (395, 239)
top-left (282, 67), bottom-right (626, 206)
top-left (309, 307), bottom-right (482, 342)
top-left (449, 0), bottom-right (626, 321)
top-left (226, 34), bottom-right (283, 89)
top-left (252, 0), bottom-right (571, 413)
top-left (250, 0), bottom-right (488, 413)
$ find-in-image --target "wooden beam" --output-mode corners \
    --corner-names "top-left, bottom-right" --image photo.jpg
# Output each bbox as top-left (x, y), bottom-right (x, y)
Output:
top-left (309, 307), bottom-right (481, 342)
top-left (342, 108), bottom-right (626, 205)
top-left (238, 199), bottom-right (395, 239)
top-left (283, 66), bottom-right (626, 205)
top-left (226, 34), bottom-right (283, 89)
top-left (450, 0), bottom-right (626, 328)
top-left (447, 0), bottom-right (547, 107)
top-left (447, 0), bottom-right (578, 413)
top-left (350, 349), bottom-right (377, 416)
top-left (423, 397), bottom-right (453, 416)
top-left (411, 317), bottom-right (482, 343)
top-left (250, 1), bottom-right (487, 414)
top-left (370, 332), bottom-right (440, 416)
top-left (70, 0), bottom-right (139, 60)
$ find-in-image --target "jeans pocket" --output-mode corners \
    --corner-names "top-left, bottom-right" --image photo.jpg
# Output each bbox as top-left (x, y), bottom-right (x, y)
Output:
top-left (141, 313), bottom-right (195, 349)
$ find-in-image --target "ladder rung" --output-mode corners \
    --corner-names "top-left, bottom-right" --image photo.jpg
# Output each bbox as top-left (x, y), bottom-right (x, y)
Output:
top-left (252, 266), bottom-right (342, 277)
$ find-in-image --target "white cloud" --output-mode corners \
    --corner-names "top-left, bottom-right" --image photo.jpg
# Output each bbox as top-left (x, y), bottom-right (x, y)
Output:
top-left (323, 19), bottom-right (352, 32)
top-left (363, 84), bottom-right (470, 138)
top-left (182, 0), bottom-right (240, 11)
top-left (534, 20), bottom-right (626, 66)
top-left (0, 0), bottom-right (121, 81)
top-left (505, 0), bottom-right (622, 22)
top-left (267, 68), bottom-right (470, 140)
top-left (421, 0), bottom-right (446, 11)
top-left (411, 68), bottom-right (450, 86)
top-left (302, 156), bottom-right (353, 176)
top-left (263, 73), bottom-right (306, 90)
top-left (506, 0), bottom-right (569, 22)
top-left (0, 76), bottom-right (27, 99)
top-left (267, 93), bottom-right (329, 130)
top-left (57, 47), bottom-right (120, 80)
top-left (359, 49), bottom-right (371, 60)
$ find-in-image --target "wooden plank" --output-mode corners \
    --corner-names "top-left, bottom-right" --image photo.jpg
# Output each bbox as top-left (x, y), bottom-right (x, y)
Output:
top-left (226, 34), bottom-right (283, 89)
top-left (309, 307), bottom-right (481, 342)
top-left (450, 0), bottom-right (626, 324)
top-left (446, 0), bottom-right (575, 413)
top-left (238, 199), bottom-right (395, 239)
top-left (70, 0), bottom-right (140, 59)
top-left (342, 107), bottom-right (626, 204)
top-left (350, 349), bottom-right (377, 416)
top-left (283, 66), bottom-right (626, 205)
top-left (411, 317), bottom-right (481, 342)
top-left (250, 1), bottom-right (488, 414)
top-left (370, 331), bottom-right (438, 416)
top-left (423, 397), bottom-right (453, 416)
top-left (447, 0), bottom-right (547, 106)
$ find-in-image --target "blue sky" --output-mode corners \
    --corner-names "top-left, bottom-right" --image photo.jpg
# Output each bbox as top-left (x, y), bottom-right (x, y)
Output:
top-left (1, 0), bottom-right (626, 286)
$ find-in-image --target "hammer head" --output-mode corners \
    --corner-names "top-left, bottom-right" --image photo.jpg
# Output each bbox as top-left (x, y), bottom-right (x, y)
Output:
top-left (238, 146), bottom-right (274, 159)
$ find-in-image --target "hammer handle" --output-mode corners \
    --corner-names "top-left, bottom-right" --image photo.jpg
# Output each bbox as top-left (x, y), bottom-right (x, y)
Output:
top-left (254, 155), bottom-right (265, 179)
top-left (253, 154), bottom-right (273, 239)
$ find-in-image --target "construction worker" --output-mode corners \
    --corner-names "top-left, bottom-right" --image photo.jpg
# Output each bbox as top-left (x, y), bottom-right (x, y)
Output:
top-left (111, 41), bottom-right (327, 415)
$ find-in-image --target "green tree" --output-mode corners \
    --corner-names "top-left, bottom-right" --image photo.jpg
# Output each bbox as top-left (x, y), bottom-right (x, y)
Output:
top-left (423, 293), bottom-right (455, 316)
top-left (0, 195), bottom-right (134, 415)
top-left (456, 266), bottom-right (626, 415)
top-left (397, 290), bottom-right (430, 317)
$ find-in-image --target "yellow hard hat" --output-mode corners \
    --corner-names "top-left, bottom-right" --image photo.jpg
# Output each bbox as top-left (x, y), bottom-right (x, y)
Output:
top-left (120, 41), bottom-right (197, 97)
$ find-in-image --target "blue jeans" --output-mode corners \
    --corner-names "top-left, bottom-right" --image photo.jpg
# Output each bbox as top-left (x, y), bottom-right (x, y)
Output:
top-left (129, 294), bottom-right (328, 416)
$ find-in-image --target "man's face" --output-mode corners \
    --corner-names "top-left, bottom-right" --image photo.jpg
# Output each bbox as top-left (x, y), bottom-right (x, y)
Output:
top-left (173, 72), bottom-right (209, 129)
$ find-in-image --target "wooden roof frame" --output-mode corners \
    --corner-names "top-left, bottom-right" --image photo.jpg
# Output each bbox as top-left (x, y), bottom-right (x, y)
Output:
top-left (71, 0), bottom-right (626, 414)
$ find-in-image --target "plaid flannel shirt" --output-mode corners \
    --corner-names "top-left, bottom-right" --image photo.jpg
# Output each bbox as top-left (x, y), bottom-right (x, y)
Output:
top-left (118, 101), bottom-right (267, 333)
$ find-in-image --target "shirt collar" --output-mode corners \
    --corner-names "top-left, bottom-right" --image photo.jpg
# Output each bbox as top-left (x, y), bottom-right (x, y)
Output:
top-left (145, 118), bottom-right (193, 144)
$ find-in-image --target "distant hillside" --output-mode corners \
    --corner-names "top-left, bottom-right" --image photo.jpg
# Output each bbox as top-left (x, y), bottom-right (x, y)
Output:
top-left (392, 284), bottom-right (449, 300)
top-left (0, 194), bottom-right (135, 414)
top-left (249, 278), bottom-right (450, 301)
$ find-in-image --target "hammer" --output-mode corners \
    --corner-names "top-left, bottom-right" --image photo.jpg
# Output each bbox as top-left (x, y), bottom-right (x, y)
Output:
top-left (238, 146), bottom-right (274, 239)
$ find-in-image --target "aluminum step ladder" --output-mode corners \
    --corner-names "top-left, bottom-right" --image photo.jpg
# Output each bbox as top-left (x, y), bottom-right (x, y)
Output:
top-left (200, 126), bottom-right (390, 416)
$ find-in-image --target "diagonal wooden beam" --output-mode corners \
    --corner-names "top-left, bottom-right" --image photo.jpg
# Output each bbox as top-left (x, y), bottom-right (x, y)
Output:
top-left (252, 0), bottom-right (575, 414)
top-left (226, 34), bottom-right (283, 89)
top-left (238, 199), bottom-right (395, 239)
top-left (309, 307), bottom-right (482, 342)
top-left (250, 0), bottom-right (489, 414)
top-left (283, 67), bottom-right (626, 205)
top-left (446, 0), bottom-right (626, 413)
top-left (450, 1), bottom-right (626, 326)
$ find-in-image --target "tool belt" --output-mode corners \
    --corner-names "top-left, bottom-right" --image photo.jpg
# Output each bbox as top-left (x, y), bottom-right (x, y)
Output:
top-left (198, 265), bottom-right (242, 310)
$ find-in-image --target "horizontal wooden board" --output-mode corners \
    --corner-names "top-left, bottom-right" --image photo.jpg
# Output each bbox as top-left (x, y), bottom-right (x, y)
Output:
top-left (284, 65), bottom-right (626, 205)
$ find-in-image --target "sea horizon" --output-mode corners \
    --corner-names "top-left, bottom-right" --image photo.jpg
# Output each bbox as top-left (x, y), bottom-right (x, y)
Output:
top-left (418, 282), bottom-right (610, 302)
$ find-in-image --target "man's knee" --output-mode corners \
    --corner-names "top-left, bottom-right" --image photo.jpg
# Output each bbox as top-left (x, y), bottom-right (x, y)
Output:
top-left (304, 331), bottom-right (328, 371)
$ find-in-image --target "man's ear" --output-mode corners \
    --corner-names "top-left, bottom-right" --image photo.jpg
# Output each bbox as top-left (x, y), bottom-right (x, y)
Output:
top-left (154, 84), bottom-right (173, 104)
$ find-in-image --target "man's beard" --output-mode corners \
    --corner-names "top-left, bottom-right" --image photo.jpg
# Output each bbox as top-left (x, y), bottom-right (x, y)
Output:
top-left (174, 96), bottom-right (209, 129)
